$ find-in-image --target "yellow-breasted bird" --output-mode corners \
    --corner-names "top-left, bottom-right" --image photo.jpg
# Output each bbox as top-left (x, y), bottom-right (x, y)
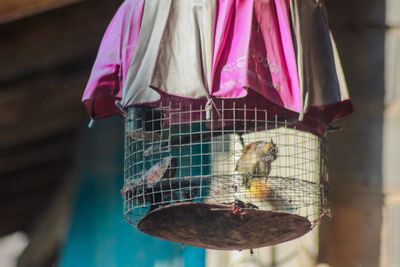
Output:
top-left (235, 139), bottom-right (279, 188)
top-left (235, 139), bottom-right (293, 211)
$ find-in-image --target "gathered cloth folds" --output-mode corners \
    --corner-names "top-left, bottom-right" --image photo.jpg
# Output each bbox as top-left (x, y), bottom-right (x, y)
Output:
top-left (83, 0), bottom-right (352, 123)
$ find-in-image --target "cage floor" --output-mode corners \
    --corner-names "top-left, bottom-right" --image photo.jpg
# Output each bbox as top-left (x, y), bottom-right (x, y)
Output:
top-left (137, 202), bottom-right (312, 250)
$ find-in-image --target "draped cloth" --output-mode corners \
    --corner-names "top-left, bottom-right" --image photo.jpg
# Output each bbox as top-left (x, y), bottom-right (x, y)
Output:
top-left (289, 0), bottom-right (351, 121)
top-left (82, 0), bottom-right (352, 123)
top-left (122, 0), bottom-right (215, 107)
top-left (211, 0), bottom-right (301, 112)
top-left (82, 0), bottom-right (145, 119)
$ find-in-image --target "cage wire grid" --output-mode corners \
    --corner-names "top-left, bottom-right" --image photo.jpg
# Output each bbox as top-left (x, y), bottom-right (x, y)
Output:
top-left (121, 100), bottom-right (328, 248)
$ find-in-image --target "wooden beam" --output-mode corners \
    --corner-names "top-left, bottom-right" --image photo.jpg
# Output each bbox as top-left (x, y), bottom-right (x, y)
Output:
top-left (0, 186), bottom-right (60, 236)
top-left (16, 173), bottom-right (78, 267)
top-left (0, 132), bottom-right (77, 174)
top-left (0, 157), bottom-right (71, 199)
top-left (0, 0), bottom-right (83, 24)
top-left (0, 0), bottom-right (122, 82)
top-left (0, 62), bottom-right (91, 150)
top-left (0, 0), bottom-right (123, 239)
top-left (0, 156), bottom-right (72, 236)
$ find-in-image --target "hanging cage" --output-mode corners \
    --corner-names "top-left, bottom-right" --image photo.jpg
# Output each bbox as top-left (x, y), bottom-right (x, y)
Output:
top-left (78, 0), bottom-right (354, 252)
top-left (121, 99), bottom-right (329, 250)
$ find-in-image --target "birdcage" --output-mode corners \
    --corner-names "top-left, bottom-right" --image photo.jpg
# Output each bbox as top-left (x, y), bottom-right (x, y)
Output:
top-left (121, 99), bottom-right (329, 250)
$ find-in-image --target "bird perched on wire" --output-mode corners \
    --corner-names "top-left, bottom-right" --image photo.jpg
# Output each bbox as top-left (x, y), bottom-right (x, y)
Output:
top-left (121, 156), bottom-right (178, 211)
top-left (235, 139), bottom-right (294, 211)
top-left (235, 139), bottom-right (279, 188)
top-left (121, 156), bottom-right (200, 211)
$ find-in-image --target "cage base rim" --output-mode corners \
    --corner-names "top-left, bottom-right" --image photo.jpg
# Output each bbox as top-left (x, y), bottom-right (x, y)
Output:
top-left (136, 202), bottom-right (312, 250)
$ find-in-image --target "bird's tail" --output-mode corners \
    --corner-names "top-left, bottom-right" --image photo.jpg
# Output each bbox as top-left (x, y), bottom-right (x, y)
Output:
top-left (265, 187), bottom-right (295, 212)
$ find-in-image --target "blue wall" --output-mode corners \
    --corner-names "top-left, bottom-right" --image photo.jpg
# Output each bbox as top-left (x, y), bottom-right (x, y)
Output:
top-left (59, 118), bottom-right (205, 267)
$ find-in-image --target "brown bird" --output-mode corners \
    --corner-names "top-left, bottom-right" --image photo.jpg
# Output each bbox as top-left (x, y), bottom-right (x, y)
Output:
top-left (121, 156), bottom-right (178, 210)
top-left (235, 139), bottom-right (279, 188)
top-left (236, 140), bottom-right (294, 211)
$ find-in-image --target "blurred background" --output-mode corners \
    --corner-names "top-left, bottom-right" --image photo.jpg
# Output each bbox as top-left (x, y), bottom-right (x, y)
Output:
top-left (0, 0), bottom-right (399, 266)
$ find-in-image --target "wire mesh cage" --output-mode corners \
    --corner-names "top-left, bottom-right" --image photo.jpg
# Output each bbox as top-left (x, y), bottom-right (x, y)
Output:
top-left (121, 99), bottom-right (329, 250)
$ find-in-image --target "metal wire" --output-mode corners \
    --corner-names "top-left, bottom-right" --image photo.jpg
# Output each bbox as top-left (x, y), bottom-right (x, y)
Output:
top-left (122, 100), bottom-right (328, 225)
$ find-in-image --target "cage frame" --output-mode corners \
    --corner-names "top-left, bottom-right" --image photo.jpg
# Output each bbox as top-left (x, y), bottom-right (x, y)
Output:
top-left (122, 99), bottom-right (329, 250)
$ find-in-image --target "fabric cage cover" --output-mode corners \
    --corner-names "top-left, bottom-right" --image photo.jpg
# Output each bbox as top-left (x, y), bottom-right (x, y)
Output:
top-left (82, 0), bottom-right (352, 123)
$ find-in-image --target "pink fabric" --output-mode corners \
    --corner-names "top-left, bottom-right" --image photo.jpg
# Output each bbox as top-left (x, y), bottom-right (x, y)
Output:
top-left (82, 0), bottom-right (144, 119)
top-left (273, 0), bottom-right (301, 110)
top-left (82, 0), bottom-right (351, 124)
top-left (212, 0), bottom-right (301, 112)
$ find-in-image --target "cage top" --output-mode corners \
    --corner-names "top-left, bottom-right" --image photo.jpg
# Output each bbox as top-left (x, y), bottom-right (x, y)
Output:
top-left (125, 100), bottom-right (331, 137)
top-left (82, 0), bottom-right (352, 123)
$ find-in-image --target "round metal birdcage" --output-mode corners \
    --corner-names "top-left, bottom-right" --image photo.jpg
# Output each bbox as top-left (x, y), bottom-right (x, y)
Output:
top-left (121, 99), bottom-right (329, 250)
